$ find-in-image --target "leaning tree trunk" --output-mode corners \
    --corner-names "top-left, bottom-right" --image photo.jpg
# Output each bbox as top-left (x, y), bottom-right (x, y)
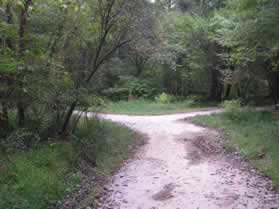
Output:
top-left (59, 0), bottom-right (133, 135)
top-left (60, 101), bottom-right (78, 135)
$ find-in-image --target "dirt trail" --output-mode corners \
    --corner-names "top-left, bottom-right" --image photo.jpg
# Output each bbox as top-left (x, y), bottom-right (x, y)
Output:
top-left (96, 110), bottom-right (279, 209)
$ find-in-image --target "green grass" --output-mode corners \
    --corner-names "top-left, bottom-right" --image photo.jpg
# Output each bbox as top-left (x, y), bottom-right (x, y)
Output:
top-left (99, 100), bottom-right (214, 115)
top-left (74, 118), bottom-right (144, 208)
top-left (192, 110), bottom-right (279, 186)
top-left (0, 118), bottom-right (143, 209)
top-left (0, 143), bottom-right (78, 209)
top-left (75, 118), bottom-right (143, 176)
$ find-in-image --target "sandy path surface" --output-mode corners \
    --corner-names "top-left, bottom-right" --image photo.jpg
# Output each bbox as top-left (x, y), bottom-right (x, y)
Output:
top-left (96, 110), bottom-right (279, 209)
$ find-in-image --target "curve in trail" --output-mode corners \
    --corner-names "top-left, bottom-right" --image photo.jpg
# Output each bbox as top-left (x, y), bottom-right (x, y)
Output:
top-left (96, 110), bottom-right (279, 209)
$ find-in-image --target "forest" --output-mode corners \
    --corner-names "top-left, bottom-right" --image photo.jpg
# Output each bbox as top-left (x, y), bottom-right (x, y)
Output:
top-left (0, 0), bottom-right (279, 208)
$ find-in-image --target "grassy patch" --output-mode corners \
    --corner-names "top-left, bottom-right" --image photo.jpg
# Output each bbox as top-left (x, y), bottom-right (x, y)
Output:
top-left (0, 143), bottom-right (78, 209)
top-left (99, 100), bottom-right (214, 115)
top-left (0, 118), bottom-right (143, 209)
top-left (73, 118), bottom-right (144, 207)
top-left (75, 118), bottom-right (143, 176)
top-left (192, 110), bottom-right (279, 186)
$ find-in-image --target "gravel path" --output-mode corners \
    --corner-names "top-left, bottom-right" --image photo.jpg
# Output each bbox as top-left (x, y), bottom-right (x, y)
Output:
top-left (95, 110), bottom-right (279, 209)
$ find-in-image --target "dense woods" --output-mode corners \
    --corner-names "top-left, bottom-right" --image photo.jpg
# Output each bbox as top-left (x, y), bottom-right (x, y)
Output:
top-left (0, 0), bottom-right (279, 208)
top-left (1, 0), bottom-right (279, 138)
top-left (0, 0), bottom-right (149, 137)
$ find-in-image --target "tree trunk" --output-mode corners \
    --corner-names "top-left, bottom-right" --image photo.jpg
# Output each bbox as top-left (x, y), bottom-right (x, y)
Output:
top-left (207, 42), bottom-right (224, 102)
top-left (268, 72), bottom-right (279, 104)
top-left (1, 3), bottom-right (13, 129)
top-left (60, 101), bottom-right (78, 135)
top-left (19, 0), bottom-right (32, 53)
top-left (17, 0), bottom-right (32, 127)
top-left (2, 103), bottom-right (8, 123)
top-left (134, 56), bottom-right (147, 77)
top-left (60, 0), bottom-right (132, 135)
top-left (224, 84), bottom-right (231, 99)
top-left (0, 102), bottom-right (9, 131)
top-left (136, 64), bottom-right (143, 77)
top-left (264, 56), bottom-right (279, 104)
top-left (17, 103), bottom-right (25, 127)
top-left (209, 67), bottom-right (223, 101)
top-left (6, 2), bottom-right (13, 48)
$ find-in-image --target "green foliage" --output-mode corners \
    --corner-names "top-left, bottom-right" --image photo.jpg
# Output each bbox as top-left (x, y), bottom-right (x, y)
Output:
top-left (0, 118), bottom-right (144, 208)
top-left (1, 129), bottom-right (41, 153)
top-left (155, 92), bottom-right (174, 104)
top-left (103, 76), bottom-right (158, 100)
top-left (151, 0), bottom-right (279, 104)
top-left (192, 110), bottom-right (279, 186)
top-left (0, 0), bottom-right (148, 143)
top-left (0, 53), bottom-right (21, 74)
top-left (222, 99), bottom-right (241, 111)
top-left (100, 99), bottom-right (208, 115)
top-left (159, 13), bottom-right (215, 97)
top-left (0, 143), bottom-right (77, 209)
top-left (74, 117), bottom-right (144, 175)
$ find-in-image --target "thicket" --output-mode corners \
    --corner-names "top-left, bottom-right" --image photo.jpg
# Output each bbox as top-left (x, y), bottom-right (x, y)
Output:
top-left (0, 118), bottom-right (142, 209)
top-left (98, 0), bottom-right (279, 105)
top-left (1, 0), bottom-right (278, 147)
top-left (0, 0), bottom-right (149, 149)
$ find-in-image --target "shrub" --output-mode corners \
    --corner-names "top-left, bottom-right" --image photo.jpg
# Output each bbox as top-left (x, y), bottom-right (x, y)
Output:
top-left (222, 100), bottom-right (262, 123)
top-left (73, 117), bottom-right (106, 167)
top-left (1, 129), bottom-right (41, 153)
top-left (222, 100), bottom-right (243, 121)
top-left (222, 100), bottom-right (242, 111)
top-left (155, 93), bottom-right (174, 104)
top-left (183, 99), bottom-right (195, 107)
top-left (103, 76), bottom-right (158, 101)
top-left (74, 116), bottom-right (142, 175)
top-left (187, 95), bottom-right (204, 103)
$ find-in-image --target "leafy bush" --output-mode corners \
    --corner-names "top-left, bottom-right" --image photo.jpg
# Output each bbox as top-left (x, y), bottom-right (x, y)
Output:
top-left (102, 76), bottom-right (158, 101)
top-left (222, 100), bottom-right (242, 111)
top-left (1, 129), bottom-right (41, 153)
top-left (73, 118), bottom-right (105, 167)
top-left (155, 93), bottom-right (174, 104)
top-left (187, 95), bottom-right (205, 103)
top-left (102, 87), bottom-right (129, 101)
top-left (221, 100), bottom-right (243, 121)
top-left (74, 117), bottom-right (143, 175)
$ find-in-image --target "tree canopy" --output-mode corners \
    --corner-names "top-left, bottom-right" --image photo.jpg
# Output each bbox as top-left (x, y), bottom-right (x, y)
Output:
top-left (0, 0), bottom-right (278, 144)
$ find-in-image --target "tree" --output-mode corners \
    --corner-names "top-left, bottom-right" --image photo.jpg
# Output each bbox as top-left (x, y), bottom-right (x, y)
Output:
top-left (214, 0), bottom-right (279, 103)
top-left (0, 0), bottom-right (148, 138)
top-left (61, 0), bottom-right (145, 134)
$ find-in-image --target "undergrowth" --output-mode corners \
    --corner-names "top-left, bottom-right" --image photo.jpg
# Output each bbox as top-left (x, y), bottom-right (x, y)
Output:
top-left (0, 117), bottom-right (143, 209)
top-left (192, 109), bottom-right (279, 186)
top-left (99, 99), bottom-right (215, 115)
